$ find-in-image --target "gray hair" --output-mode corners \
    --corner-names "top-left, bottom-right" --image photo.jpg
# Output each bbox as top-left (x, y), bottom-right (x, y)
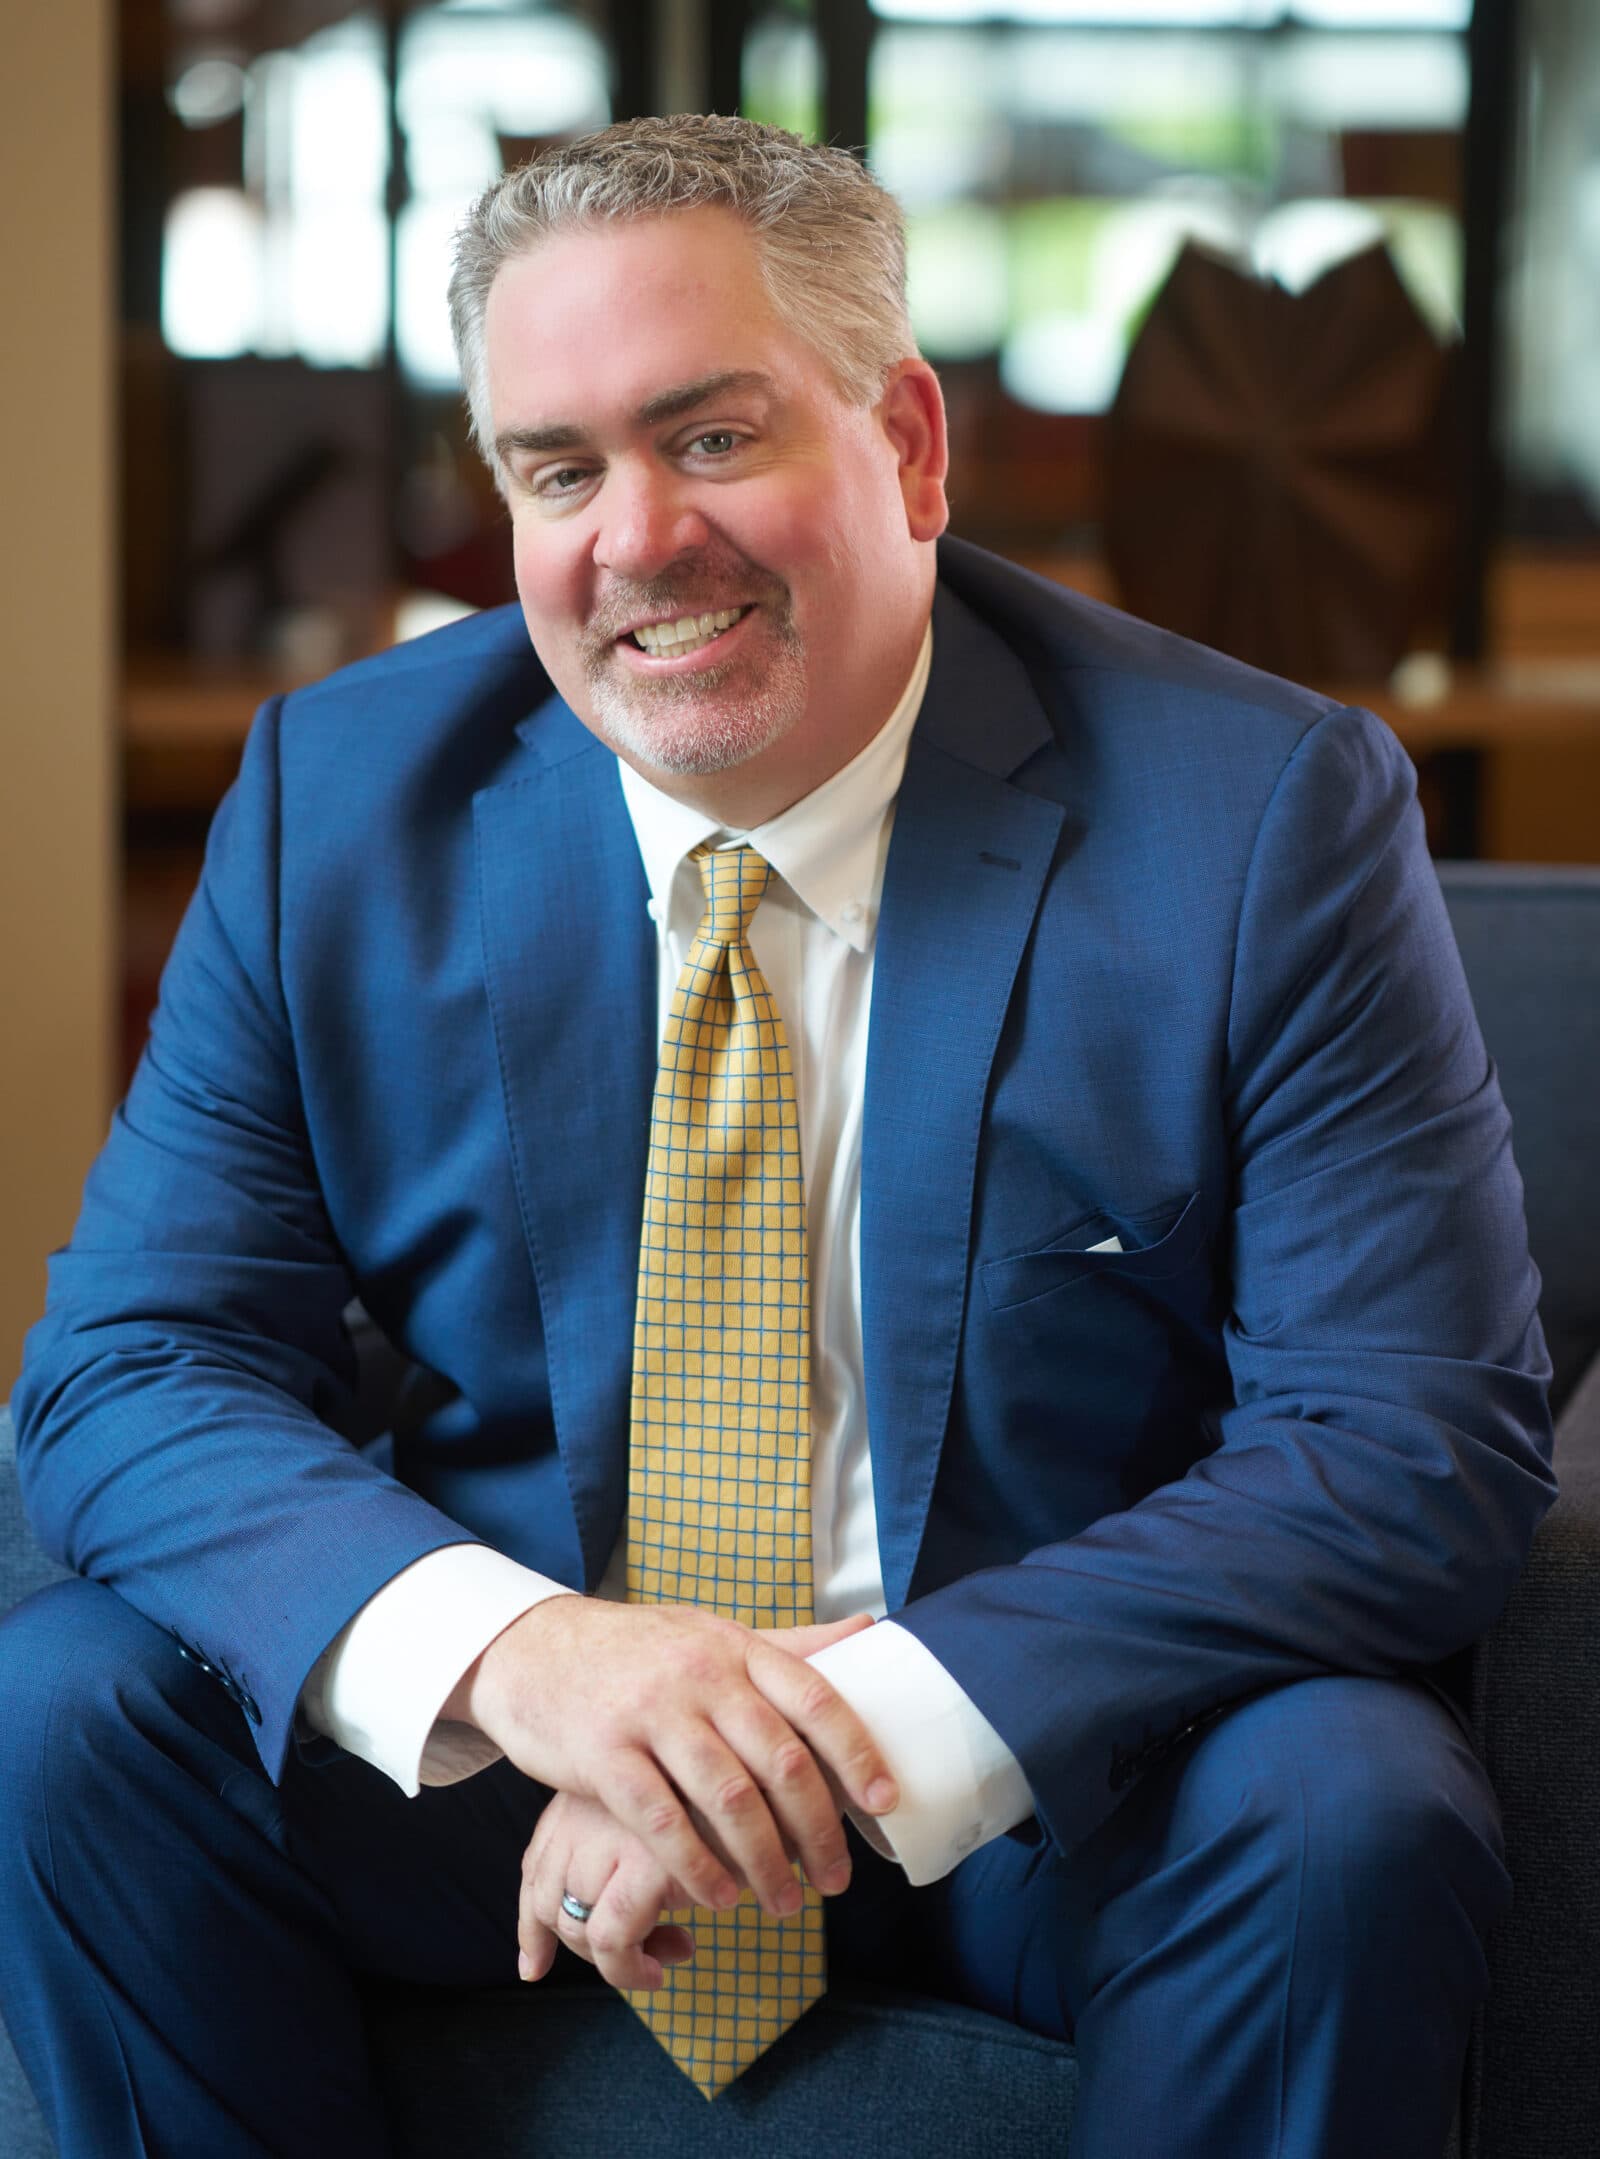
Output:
top-left (448, 114), bottom-right (916, 474)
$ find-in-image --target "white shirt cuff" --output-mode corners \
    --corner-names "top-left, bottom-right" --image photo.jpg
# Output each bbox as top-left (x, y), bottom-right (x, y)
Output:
top-left (807, 1620), bottom-right (1034, 1886)
top-left (299, 1545), bottom-right (576, 1796)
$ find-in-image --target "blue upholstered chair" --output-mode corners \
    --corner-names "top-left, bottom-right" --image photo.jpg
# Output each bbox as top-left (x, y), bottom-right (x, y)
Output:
top-left (3, 862), bottom-right (1597, 2158)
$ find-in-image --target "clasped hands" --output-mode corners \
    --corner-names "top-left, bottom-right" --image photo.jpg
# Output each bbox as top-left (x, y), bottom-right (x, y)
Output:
top-left (443, 1598), bottom-right (898, 1993)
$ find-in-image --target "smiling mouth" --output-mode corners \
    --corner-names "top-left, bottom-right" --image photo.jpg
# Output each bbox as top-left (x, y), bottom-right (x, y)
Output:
top-left (624, 605), bottom-right (754, 660)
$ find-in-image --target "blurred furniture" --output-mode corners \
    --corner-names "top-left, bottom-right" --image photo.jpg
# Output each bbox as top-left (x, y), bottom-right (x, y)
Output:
top-left (2, 863), bottom-right (1598, 2158)
top-left (1105, 242), bottom-right (1455, 682)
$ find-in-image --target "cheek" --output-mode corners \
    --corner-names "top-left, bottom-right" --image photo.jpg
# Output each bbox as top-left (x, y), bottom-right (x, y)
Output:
top-left (509, 531), bottom-right (595, 700)
top-left (737, 477), bottom-right (872, 600)
top-left (510, 521), bottom-right (579, 633)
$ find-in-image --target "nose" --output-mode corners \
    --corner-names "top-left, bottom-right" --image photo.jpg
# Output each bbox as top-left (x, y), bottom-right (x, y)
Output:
top-left (592, 460), bottom-right (712, 583)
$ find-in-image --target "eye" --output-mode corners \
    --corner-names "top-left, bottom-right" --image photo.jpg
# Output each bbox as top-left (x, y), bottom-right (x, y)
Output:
top-left (537, 464), bottom-right (593, 496)
top-left (687, 430), bottom-right (740, 458)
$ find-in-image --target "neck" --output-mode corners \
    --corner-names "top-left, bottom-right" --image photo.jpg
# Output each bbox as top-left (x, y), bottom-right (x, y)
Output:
top-left (628, 760), bottom-right (816, 834)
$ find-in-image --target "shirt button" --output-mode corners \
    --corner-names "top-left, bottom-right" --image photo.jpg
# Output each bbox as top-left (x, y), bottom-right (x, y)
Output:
top-left (841, 900), bottom-right (864, 925)
top-left (954, 1824), bottom-right (980, 1855)
top-left (645, 898), bottom-right (659, 923)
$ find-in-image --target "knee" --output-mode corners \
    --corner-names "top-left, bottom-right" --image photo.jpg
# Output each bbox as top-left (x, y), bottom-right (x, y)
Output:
top-left (1157, 1675), bottom-right (1494, 1917)
top-left (1169, 1677), bottom-right (1507, 1932)
top-left (0, 1578), bottom-right (209, 1839)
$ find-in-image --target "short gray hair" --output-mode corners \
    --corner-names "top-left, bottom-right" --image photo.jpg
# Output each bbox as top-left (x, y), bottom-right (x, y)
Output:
top-left (448, 114), bottom-right (917, 473)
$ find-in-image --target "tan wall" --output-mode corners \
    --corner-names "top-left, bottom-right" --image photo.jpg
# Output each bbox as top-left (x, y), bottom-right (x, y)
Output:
top-left (0, 1), bottom-right (116, 1385)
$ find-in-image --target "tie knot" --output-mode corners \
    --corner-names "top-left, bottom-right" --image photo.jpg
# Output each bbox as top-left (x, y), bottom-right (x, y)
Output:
top-left (692, 843), bottom-right (772, 948)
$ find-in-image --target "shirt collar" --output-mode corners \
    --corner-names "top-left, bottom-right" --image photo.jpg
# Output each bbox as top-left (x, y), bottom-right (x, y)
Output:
top-left (617, 618), bottom-right (932, 954)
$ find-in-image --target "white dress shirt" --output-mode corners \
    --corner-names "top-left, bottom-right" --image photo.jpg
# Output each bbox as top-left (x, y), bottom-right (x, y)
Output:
top-left (302, 619), bottom-right (1033, 1885)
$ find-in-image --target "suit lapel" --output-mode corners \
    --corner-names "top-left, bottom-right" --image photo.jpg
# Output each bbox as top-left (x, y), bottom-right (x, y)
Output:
top-left (475, 698), bottom-right (654, 1587)
top-left (863, 589), bottom-right (1066, 1609)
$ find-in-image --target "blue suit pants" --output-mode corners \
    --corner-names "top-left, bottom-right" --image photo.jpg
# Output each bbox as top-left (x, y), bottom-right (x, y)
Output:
top-left (0, 1578), bottom-right (1507, 2158)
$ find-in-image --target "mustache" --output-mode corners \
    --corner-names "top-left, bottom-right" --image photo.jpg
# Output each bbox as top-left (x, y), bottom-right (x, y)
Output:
top-left (582, 562), bottom-right (790, 651)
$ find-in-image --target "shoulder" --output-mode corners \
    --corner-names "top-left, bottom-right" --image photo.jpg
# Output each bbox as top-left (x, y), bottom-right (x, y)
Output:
top-left (279, 602), bottom-right (546, 732)
top-left (263, 603), bottom-right (582, 810)
top-left (930, 534), bottom-right (1413, 859)
top-left (934, 533), bottom-right (1344, 754)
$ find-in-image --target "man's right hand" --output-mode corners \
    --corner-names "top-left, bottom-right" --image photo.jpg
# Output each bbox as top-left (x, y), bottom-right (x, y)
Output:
top-left (441, 1598), bottom-right (898, 1917)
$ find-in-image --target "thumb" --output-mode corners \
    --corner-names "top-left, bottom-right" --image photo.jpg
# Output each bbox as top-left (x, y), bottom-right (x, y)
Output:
top-left (764, 1612), bottom-right (876, 1660)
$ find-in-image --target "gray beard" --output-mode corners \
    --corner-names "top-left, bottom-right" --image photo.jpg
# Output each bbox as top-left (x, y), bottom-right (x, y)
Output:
top-left (583, 609), bottom-right (807, 778)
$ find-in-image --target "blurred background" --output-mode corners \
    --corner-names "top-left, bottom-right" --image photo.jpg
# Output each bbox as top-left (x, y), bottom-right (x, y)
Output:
top-left (4, 0), bottom-right (1599, 1374)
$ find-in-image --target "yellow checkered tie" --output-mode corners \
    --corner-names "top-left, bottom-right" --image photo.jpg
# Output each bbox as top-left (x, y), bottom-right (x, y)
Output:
top-left (624, 842), bottom-right (825, 2098)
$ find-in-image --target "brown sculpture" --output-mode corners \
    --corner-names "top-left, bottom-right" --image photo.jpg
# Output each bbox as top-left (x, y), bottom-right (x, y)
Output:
top-left (1104, 240), bottom-right (1457, 682)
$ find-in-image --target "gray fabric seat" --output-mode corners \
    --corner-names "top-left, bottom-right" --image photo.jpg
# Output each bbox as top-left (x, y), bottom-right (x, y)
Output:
top-left (3, 860), bottom-right (1597, 2157)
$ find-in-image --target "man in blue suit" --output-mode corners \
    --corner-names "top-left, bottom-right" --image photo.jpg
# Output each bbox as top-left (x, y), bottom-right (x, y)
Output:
top-left (1, 116), bottom-right (1554, 2156)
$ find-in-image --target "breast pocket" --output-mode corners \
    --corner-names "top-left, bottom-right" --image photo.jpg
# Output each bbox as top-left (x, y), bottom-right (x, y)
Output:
top-left (981, 1190), bottom-right (1208, 1312)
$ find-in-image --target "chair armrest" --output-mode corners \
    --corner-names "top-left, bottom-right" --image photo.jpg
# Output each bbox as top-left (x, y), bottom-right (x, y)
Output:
top-left (1465, 1351), bottom-right (1600, 2158)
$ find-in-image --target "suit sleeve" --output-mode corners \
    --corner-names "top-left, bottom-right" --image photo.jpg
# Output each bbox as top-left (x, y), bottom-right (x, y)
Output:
top-left (893, 703), bottom-right (1556, 1859)
top-left (10, 698), bottom-right (485, 1781)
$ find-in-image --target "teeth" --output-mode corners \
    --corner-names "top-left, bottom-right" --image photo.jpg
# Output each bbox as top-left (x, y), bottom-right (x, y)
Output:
top-left (632, 606), bottom-right (745, 657)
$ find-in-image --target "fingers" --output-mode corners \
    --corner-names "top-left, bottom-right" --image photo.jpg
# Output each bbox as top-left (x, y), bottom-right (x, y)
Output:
top-left (583, 1847), bottom-right (697, 1990)
top-left (765, 1614), bottom-right (876, 1659)
top-left (520, 1810), bottom-right (695, 1994)
top-left (599, 1642), bottom-right (893, 1915)
top-left (745, 1637), bottom-right (899, 1821)
top-left (591, 1746), bottom-right (743, 1915)
top-left (519, 1816), bottom-right (577, 1984)
top-left (653, 1718), bottom-right (815, 1917)
top-left (706, 1695), bottom-right (854, 1901)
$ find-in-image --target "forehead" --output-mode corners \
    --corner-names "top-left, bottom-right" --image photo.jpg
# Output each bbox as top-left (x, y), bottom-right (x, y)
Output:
top-left (483, 206), bottom-right (825, 430)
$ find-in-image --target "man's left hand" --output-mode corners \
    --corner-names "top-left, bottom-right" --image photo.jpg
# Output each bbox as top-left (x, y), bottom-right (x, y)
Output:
top-left (519, 1790), bottom-right (698, 1993)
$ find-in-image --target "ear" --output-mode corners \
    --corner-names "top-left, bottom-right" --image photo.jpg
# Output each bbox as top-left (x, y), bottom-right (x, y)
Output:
top-left (879, 359), bottom-right (950, 543)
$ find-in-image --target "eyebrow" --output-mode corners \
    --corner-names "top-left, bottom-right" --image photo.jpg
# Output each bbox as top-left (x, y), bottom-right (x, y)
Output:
top-left (493, 370), bottom-right (777, 462)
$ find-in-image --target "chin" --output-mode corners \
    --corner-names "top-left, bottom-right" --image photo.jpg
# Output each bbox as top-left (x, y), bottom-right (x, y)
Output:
top-left (587, 663), bottom-right (804, 782)
top-left (597, 700), bottom-right (795, 779)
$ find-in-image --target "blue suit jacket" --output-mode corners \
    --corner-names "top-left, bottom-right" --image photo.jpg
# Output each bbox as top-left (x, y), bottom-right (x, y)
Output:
top-left (13, 538), bottom-right (1555, 1859)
